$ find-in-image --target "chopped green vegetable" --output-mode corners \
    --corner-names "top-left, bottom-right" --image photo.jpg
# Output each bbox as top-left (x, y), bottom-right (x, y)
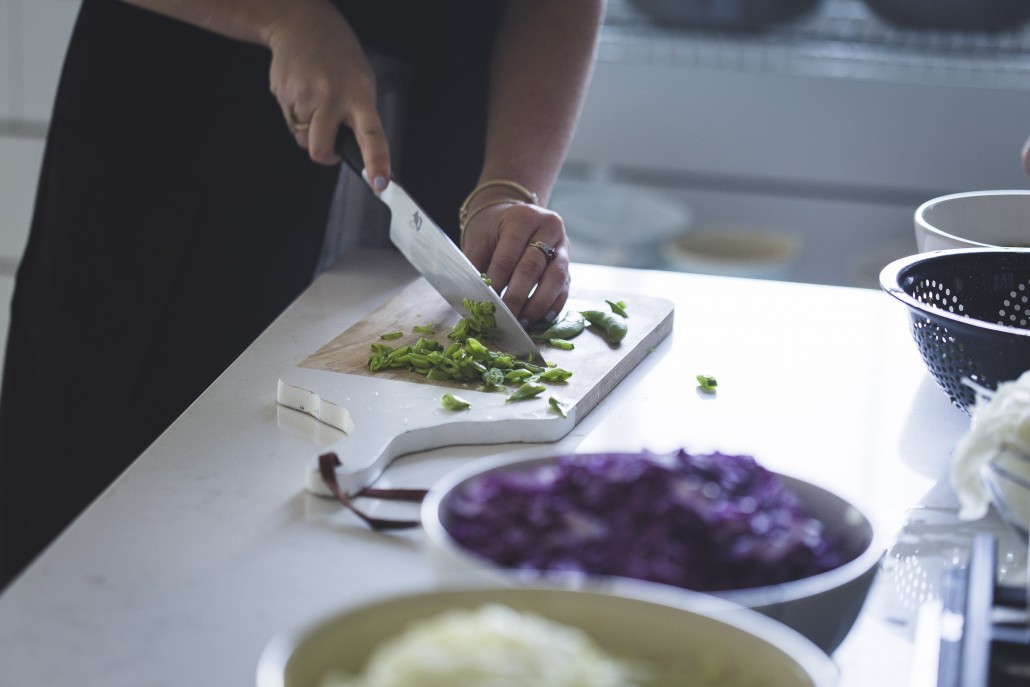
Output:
top-left (531, 314), bottom-right (585, 341)
top-left (412, 324), bottom-right (436, 335)
top-left (696, 374), bottom-right (718, 393)
top-left (581, 310), bottom-right (628, 344)
top-left (547, 339), bottom-right (574, 350)
top-left (606, 300), bottom-right (629, 318)
top-left (380, 331), bottom-right (404, 340)
top-left (441, 393), bottom-right (472, 411)
top-left (548, 396), bottom-right (568, 418)
top-left (504, 368), bottom-right (534, 383)
top-left (482, 367), bottom-right (505, 388)
top-left (506, 382), bottom-right (546, 403)
top-left (538, 367), bottom-right (572, 383)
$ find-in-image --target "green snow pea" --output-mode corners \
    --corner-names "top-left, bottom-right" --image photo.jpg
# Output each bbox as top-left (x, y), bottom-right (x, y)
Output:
top-left (581, 310), bottom-right (628, 344)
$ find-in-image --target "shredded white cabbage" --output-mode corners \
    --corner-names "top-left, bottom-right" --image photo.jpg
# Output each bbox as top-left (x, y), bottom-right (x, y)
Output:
top-left (320, 604), bottom-right (645, 687)
top-left (950, 370), bottom-right (1030, 521)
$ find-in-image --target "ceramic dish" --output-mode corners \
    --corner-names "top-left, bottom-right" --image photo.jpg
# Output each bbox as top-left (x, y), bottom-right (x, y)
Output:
top-left (914, 190), bottom-right (1030, 253)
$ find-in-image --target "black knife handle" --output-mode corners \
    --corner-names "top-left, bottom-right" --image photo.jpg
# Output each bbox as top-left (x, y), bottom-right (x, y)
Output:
top-left (334, 125), bottom-right (364, 177)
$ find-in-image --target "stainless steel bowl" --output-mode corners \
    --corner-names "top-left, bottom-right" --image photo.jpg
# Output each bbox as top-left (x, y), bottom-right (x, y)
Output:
top-left (256, 583), bottom-right (839, 687)
top-left (421, 452), bottom-right (883, 654)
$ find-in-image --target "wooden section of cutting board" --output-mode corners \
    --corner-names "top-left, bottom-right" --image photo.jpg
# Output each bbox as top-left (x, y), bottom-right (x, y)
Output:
top-left (278, 278), bottom-right (674, 494)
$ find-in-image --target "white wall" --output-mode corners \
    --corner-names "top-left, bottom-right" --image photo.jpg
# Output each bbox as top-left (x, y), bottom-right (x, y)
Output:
top-left (0, 0), bottom-right (79, 373)
top-left (557, 0), bottom-right (1030, 287)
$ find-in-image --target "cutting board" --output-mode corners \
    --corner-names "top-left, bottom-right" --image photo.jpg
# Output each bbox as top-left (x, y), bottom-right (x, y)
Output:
top-left (277, 278), bottom-right (674, 495)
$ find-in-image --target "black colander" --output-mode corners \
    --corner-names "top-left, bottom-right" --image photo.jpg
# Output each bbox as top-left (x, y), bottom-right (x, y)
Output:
top-left (880, 248), bottom-right (1030, 414)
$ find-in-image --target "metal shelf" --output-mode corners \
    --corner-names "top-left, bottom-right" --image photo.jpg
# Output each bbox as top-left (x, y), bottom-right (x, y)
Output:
top-left (601, 0), bottom-right (1030, 88)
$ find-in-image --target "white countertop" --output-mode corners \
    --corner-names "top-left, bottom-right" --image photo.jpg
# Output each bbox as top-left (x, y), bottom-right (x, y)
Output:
top-left (0, 248), bottom-right (1023, 686)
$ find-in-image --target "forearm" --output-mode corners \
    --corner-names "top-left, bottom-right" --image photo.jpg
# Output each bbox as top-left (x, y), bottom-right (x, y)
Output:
top-left (118, 0), bottom-right (324, 46)
top-left (478, 0), bottom-right (606, 206)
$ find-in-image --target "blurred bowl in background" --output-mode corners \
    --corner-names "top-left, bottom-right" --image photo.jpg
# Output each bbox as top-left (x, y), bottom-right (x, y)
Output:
top-left (257, 583), bottom-right (840, 687)
top-left (662, 228), bottom-right (800, 280)
top-left (863, 0), bottom-right (1030, 32)
top-left (914, 190), bottom-right (1030, 253)
top-left (628, 0), bottom-right (822, 31)
top-left (421, 451), bottom-right (882, 654)
top-left (551, 182), bottom-right (692, 268)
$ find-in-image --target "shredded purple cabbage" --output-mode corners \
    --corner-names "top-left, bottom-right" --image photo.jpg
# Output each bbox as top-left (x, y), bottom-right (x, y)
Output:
top-left (443, 451), bottom-right (850, 592)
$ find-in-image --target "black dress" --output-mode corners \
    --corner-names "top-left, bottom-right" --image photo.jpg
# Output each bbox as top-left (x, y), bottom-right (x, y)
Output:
top-left (0, 0), bottom-right (501, 588)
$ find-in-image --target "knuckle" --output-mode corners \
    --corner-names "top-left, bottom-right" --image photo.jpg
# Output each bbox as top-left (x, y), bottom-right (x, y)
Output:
top-left (492, 254), bottom-right (520, 277)
top-left (515, 260), bottom-right (542, 283)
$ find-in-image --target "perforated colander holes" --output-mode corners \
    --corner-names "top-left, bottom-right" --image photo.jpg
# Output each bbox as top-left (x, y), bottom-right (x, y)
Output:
top-left (911, 318), bottom-right (982, 409)
top-left (997, 281), bottom-right (1030, 328)
top-left (915, 278), bottom-right (964, 314)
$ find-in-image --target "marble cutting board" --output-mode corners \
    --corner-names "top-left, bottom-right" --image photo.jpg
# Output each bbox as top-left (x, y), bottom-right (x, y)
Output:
top-left (277, 278), bottom-right (674, 495)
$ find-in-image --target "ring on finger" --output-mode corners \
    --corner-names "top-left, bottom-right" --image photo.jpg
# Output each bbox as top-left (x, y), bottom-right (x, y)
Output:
top-left (528, 240), bottom-right (556, 263)
top-left (285, 108), bottom-right (311, 133)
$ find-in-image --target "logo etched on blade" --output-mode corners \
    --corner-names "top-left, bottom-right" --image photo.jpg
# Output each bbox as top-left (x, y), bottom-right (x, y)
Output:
top-left (409, 211), bottom-right (422, 232)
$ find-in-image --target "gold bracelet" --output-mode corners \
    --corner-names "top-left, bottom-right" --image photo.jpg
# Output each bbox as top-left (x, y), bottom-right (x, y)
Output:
top-left (459, 180), bottom-right (538, 229)
top-left (459, 199), bottom-right (527, 249)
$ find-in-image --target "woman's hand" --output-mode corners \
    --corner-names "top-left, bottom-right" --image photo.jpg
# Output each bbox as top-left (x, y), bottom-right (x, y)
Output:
top-left (462, 203), bottom-right (571, 328)
top-left (265, 1), bottom-right (390, 190)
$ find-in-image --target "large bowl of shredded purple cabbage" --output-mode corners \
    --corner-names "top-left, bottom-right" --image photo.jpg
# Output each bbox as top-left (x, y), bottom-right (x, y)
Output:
top-left (421, 450), bottom-right (882, 653)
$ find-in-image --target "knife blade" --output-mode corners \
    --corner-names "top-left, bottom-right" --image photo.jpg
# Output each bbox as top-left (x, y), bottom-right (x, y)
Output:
top-left (335, 127), bottom-right (540, 361)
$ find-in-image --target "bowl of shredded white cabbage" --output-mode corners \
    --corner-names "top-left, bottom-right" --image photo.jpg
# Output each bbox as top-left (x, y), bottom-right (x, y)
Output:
top-left (951, 370), bottom-right (1030, 535)
top-left (256, 584), bottom-right (839, 687)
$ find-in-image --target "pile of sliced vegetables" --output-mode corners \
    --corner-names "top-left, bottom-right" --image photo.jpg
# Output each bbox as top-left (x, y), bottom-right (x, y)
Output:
top-left (366, 297), bottom-right (630, 410)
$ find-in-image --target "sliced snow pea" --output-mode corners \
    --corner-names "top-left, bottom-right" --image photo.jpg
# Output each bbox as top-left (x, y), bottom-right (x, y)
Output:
top-left (548, 396), bottom-right (568, 418)
top-left (506, 382), bottom-right (546, 403)
top-left (441, 393), bottom-right (471, 410)
top-left (426, 368), bottom-right (453, 382)
top-left (581, 310), bottom-right (628, 344)
top-left (696, 374), bottom-right (718, 393)
top-left (504, 368), bottom-right (534, 383)
top-left (531, 314), bottom-right (585, 341)
top-left (380, 331), bottom-right (404, 340)
top-left (538, 367), bottom-right (572, 383)
top-left (547, 339), bottom-right (574, 350)
top-left (482, 367), bottom-right (506, 388)
top-left (606, 300), bottom-right (628, 318)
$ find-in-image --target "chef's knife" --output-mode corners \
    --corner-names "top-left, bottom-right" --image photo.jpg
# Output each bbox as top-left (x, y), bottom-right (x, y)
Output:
top-left (335, 127), bottom-right (540, 361)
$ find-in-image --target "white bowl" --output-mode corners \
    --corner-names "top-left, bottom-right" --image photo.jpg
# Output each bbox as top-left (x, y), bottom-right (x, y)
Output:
top-left (550, 182), bottom-right (692, 267)
top-left (914, 190), bottom-right (1030, 252)
top-left (256, 584), bottom-right (839, 687)
top-left (421, 452), bottom-right (883, 654)
top-left (662, 228), bottom-right (800, 281)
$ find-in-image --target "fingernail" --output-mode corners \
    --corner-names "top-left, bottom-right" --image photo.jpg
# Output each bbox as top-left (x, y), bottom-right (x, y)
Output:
top-left (519, 318), bottom-right (530, 329)
top-left (544, 310), bottom-right (558, 323)
top-left (372, 176), bottom-right (389, 193)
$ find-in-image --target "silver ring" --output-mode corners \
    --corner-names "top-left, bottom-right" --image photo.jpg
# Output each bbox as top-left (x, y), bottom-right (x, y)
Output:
top-left (528, 240), bottom-right (556, 262)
